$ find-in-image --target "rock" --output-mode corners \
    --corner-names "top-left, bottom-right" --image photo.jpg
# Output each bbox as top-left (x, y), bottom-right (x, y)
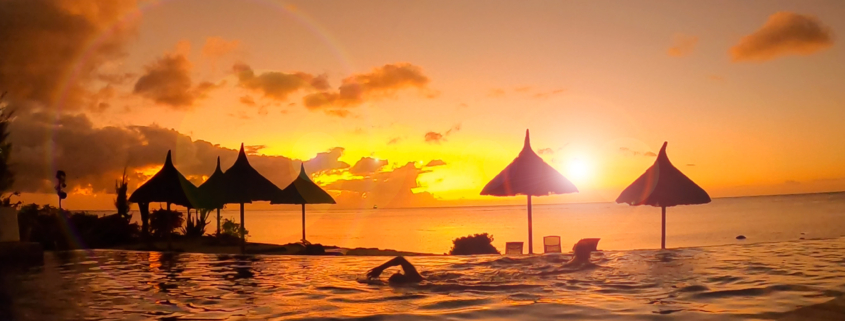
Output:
top-left (736, 235), bottom-right (746, 240)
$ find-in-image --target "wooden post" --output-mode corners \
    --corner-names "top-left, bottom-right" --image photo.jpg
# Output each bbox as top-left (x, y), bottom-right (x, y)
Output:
top-left (240, 203), bottom-right (245, 254)
top-left (301, 204), bottom-right (306, 243)
top-left (166, 202), bottom-right (172, 251)
top-left (527, 195), bottom-right (533, 255)
top-left (216, 208), bottom-right (221, 237)
top-left (661, 206), bottom-right (666, 249)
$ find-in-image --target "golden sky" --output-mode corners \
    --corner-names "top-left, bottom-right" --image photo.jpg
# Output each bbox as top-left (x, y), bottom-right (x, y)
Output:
top-left (2, 0), bottom-right (844, 210)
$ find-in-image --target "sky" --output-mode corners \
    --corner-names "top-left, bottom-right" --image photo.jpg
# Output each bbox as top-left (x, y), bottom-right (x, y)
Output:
top-left (1, 0), bottom-right (844, 210)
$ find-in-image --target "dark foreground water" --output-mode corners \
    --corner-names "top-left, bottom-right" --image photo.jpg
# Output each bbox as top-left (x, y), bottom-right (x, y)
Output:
top-left (3, 238), bottom-right (845, 320)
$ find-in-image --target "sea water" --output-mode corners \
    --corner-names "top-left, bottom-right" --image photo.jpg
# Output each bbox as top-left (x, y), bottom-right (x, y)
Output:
top-left (164, 192), bottom-right (845, 254)
top-left (2, 238), bottom-right (845, 320)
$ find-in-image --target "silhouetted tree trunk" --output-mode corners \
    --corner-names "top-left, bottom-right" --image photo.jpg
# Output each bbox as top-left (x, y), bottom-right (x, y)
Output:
top-left (139, 202), bottom-right (150, 240)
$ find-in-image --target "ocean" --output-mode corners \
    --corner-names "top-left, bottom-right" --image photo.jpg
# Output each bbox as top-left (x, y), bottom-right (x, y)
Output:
top-left (149, 192), bottom-right (845, 254)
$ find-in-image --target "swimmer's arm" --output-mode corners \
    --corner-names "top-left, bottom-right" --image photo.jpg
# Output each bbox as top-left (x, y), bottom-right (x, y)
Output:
top-left (366, 256), bottom-right (422, 281)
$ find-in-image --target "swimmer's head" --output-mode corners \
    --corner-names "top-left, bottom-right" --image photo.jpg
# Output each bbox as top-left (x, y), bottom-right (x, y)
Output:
top-left (388, 272), bottom-right (409, 284)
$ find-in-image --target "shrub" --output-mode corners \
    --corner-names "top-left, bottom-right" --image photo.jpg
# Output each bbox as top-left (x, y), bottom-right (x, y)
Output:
top-left (17, 204), bottom-right (138, 249)
top-left (149, 209), bottom-right (183, 238)
top-left (221, 218), bottom-right (248, 239)
top-left (449, 233), bottom-right (500, 255)
top-left (182, 208), bottom-right (211, 238)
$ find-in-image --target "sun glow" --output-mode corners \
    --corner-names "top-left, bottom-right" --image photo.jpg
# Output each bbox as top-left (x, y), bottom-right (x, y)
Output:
top-left (565, 157), bottom-right (593, 183)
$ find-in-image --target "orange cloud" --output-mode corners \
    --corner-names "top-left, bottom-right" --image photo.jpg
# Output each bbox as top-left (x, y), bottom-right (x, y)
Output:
top-left (667, 33), bottom-right (699, 57)
top-left (731, 12), bottom-right (833, 62)
top-left (239, 95), bottom-right (256, 106)
top-left (202, 37), bottom-right (240, 59)
top-left (133, 53), bottom-right (217, 108)
top-left (424, 124), bottom-right (461, 144)
top-left (233, 63), bottom-right (328, 100)
top-left (0, 0), bottom-right (139, 109)
top-left (349, 157), bottom-right (388, 176)
top-left (302, 63), bottom-right (431, 110)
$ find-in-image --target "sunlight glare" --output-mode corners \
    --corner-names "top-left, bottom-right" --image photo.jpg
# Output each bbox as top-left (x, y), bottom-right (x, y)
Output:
top-left (566, 157), bottom-right (592, 183)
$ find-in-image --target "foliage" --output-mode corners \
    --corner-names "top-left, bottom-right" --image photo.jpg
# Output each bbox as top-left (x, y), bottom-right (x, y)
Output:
top-left (17, 204), bottom-right (139, 250)
top-left (1, 191), bottom-right (21, 209)
top-left (0, 93), bottom-right (16, 201)
top-left (221, 218), bottom-right (248, 239)
top-left (182, 208), bottom-right (211, 237)
top-left (149, 209), bottom-right (184, 238)
top-left (114, 169), bottom-right (130, 220)
top-left (449, 233), bottom-right (501, 255)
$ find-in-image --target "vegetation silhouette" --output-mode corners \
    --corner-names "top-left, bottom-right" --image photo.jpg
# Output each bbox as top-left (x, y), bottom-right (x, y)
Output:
top-left (616, 142), bottom-right (710, 249)
top-left (481, 129), bottom-right (578, 254)
top-left (16, 204), bottom-right (138, 250)
top-left (449, 233), bottom-right (500, 255)
top-left (149, 208), bottom-right (184, 239)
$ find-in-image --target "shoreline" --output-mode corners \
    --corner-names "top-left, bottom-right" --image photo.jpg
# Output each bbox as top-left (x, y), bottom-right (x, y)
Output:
top-left (104, 238), bottom-right (437, 256)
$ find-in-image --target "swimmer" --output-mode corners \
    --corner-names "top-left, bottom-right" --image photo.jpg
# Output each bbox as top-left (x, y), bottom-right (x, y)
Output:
top-left (366, 256), bottom-right (423, 284)
top-left (561, 238), bottom-right (600, 268)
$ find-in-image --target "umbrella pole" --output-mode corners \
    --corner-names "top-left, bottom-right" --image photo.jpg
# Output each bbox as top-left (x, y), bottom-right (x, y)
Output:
top-left (661, 206), bottom-right (666, 250)
top-left (240, 203), bottom-right (245, 254)
top-left (301, 204), bottom-right (306, 243)
top-left (216, 208), bottom-right (221, 237)
top-left (527, 195), bottom-right (533, 255)
top-left (167, 202), bottom-right (172, 252)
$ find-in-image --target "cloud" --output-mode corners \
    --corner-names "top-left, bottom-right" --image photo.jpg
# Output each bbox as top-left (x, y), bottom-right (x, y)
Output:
top-left (538, 148), bottom-right (554, 155)
top-left (487, 87), bottom-right (564, 99)
top-left (239, 95), bottom-right (256, 106)
top-left (133, 52), bottom-right (217, 108)
top-left (0, 0), bottom-right (140, 109)
top-left (348, 157), bottom-right (388, 176)
top-left (424, 124), bottom-right (461, 144)
top-left (244, 145), bottom-right (266, 155)
top-left (8, 108), bottom-right (349, 194)
top-left (619, 147), bottom-right (657, 157)
top-left (667, 33), bottom-right (699, 57)
top-left (302, 63), bottom-right (431, 110)
top-left (233, 63), bottom-right (328, 100)
top-left (387, 137), bottom-right (402, 145)
top-left (488, 88), bottom-right (506, 98)
top-left (425, 159), bottom-right (446, 167)
top-left (424, 132), bottom-right (444, 144)
top-left (731, 12), bottom-right (833, 62)
top-left (324, 162), bottom-right (437, 208)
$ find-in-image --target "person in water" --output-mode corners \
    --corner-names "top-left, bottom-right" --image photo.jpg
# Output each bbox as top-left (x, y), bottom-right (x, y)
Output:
top-left (367, 238), bottom-right (600, 284)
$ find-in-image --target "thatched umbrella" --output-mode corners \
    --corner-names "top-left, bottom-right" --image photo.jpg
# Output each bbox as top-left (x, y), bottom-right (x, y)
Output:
top-left (616, 142), bottom-right (710, 249)
top-left (198, 156), bottom-right (226, 236)
top-left (128, 150), bottom-right (200, 250)
top-left (271, 164), bottom-right (336, 243)
top-left (222, 144), bottom-right (285, 252)
top-left (480, 129), bottom-right (578, 254)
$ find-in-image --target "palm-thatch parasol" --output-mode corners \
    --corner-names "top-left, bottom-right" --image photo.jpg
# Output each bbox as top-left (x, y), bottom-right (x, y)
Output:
top-left (480, 129), bottom-right (578, 254)
top-left (222, 144), bottom-right (286, 252)
top-left (271, 164), bottom-right (336, 243)
top-left (616, 142), bottom-right (710, 249)
top-left (198, 156), bottom-right (227, 236)
top-left (128, 150), bottom-right (201, 250)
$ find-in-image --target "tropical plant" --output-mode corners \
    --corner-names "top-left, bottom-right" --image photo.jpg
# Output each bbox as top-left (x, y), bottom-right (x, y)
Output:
top-left (149, 208), bottom-right (183, 238)
top-left (17, 204), bottom-right (138, 249)
top-left (182, 208), bottom-right (211, 237)
top-left (449, 233), bottom-right (501, 255)
top-left (221, 218), bottom-right (248, 239)
top-left (114, 169), bottom-right (130, 221)
top-left (0, 92), bottom-right (16, 202)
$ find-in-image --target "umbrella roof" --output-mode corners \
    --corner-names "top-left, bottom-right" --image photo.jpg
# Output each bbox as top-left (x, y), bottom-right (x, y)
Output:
top-left (128, 150), bottom-right (201, 208)
top-left (271, 164), bottom-right (336, 205)
top-left (480, 129), bottom-right (578, 197)
top-left (197, 156), bottom-right (227, 209)
top-left (616, 142), bottom-right (711, 207)
top-left (221, 143), bottom-right (285, 204)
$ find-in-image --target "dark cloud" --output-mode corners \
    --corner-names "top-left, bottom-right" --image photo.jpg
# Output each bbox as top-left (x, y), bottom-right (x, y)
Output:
top-left (9, 108), bottom-right (348, 194)
top-left (731, 12), bottom-right (833, 62)
top-left (233, 63), bottom-right (327, 100)
top-left (667, 33), bottom-right (698, 57)
top-left (133, 53), bottom-right (217, 108)
top-left (425, 159), bottom-right (446, 167)
top-left (0, 0), bottom-right (139, 109)
top-left (239, 95), bottom-right (256, 106)
top-left (302, 63), bottom-right (431, 110)
top-left (348, 157), bottom-right (388, 176)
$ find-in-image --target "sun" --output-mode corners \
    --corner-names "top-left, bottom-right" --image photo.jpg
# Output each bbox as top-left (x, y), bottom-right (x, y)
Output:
top-left (565, 157), bottom-right (592, 182)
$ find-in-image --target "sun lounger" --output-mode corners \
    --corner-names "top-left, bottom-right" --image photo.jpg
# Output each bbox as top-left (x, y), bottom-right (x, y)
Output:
top-left (505, 242), bottom-right (524, 255)
top-left (543, 236), bottom-right (562, 253)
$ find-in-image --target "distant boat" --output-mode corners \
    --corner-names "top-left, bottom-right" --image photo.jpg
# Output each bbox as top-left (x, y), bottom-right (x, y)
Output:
top-left (373, 205), bottom-right (378, 209)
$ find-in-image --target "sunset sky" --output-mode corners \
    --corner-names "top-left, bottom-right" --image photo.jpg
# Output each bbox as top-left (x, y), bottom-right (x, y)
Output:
top-left (2, 0), bottom-right (844, 210)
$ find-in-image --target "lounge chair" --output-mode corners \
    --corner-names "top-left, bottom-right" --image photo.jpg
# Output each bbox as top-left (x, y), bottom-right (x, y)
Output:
top-left (505, 242), bottom-right (524, 255)
top-left (543, 236), bottom-right (562, 253)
